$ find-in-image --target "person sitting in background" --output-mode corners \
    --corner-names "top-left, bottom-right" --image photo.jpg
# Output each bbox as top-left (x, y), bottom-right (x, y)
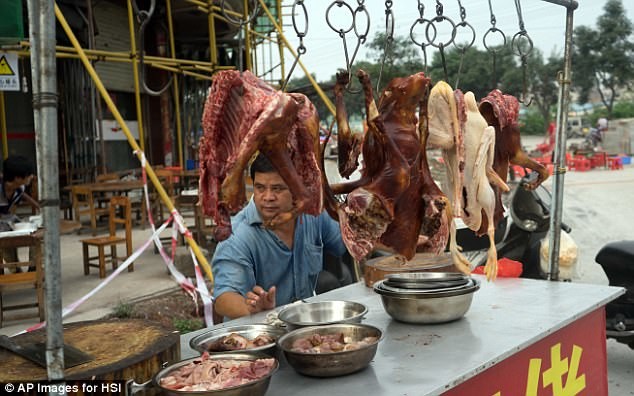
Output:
top-left (211, 153), bottom-right (347, 320)
top-left (0, 155), bottom-right (39, 273)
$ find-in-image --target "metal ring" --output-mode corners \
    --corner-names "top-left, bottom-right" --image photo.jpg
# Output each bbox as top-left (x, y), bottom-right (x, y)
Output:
top-left (353, 6), bottom-right (370, 40)
top-left (511, 30), bottom-right (533, 57)
top-left (483, 27), bottom-right (507, 53)
top-left (410, 18), bottom-right (436, 47)
top-left (425, 15), bottom-right (456, 48)
top-left (292, 1), bottom-right (309, 38)
top-left (326, 1), bottom-right (355, 35)
top-left (453, 21), bottom-right (476, 52)
top-left (221, 0), bottom-right (259, 26)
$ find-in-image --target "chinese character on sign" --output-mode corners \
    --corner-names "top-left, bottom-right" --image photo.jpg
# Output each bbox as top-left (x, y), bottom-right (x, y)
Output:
top-left (526, 343), bottom-right (586, 396)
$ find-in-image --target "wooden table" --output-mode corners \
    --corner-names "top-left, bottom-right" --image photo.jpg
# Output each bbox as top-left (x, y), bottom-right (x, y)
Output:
top-left (66, 181), bottom-right (144, 234)
top-left (0, 229), bottom-right (44, 326)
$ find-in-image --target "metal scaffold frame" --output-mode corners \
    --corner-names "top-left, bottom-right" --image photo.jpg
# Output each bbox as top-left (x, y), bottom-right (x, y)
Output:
top-left (13, 0), bottom-right (579, 377)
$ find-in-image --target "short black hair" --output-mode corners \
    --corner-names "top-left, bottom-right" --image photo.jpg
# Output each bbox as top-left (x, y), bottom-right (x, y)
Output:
top-left (249, 153), bottom-right (277, 180)
top-left (3, 155), bottom-right (34, 182)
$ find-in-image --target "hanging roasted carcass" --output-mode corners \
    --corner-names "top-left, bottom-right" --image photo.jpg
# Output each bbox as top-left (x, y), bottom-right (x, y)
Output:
top-left (325, 70), bottom-right (457, 271)
top-left (427, 81), bottom-right (509, 280)
top-left (477, 89), bottom-right (550, 235)
top-left (198, 70), bottom-right (322, 241)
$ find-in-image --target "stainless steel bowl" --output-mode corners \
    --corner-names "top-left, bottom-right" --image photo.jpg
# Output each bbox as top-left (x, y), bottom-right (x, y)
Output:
top-left (189, 324), bottom-right (286, 357)
top-left (137, 353), bottom-right (278, 396)
top-left (277, 301), bottom-right (368, 330)
top-left (277, 323), bottom-right (382, 377)
top-left (374, 279), bottom-right (480, 324)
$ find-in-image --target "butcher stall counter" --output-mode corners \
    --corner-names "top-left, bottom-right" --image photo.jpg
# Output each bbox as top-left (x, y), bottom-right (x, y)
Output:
top-left (182, 276), bottom-right (624, 395)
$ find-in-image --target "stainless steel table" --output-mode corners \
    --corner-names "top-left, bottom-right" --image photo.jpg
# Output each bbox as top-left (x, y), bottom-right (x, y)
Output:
top-left (182, 276), bottom-right (624, 395)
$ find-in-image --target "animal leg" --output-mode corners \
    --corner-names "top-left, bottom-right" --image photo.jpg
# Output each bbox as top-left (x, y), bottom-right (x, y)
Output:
top-left (447, 206), bottom-right (471, 275)
top-left (483, 203), bottom-right (499, 281)
top-left (510, 150), bottom-right (549, 190)
top-left (334, 71), bottom-right (363, 178)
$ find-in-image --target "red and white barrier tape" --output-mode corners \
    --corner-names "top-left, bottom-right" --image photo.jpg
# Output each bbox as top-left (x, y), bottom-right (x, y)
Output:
top-left (13, 152), bottom-right (216, 335)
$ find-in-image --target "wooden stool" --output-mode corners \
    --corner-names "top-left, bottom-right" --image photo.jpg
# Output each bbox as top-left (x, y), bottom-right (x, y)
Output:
top-left (80, 196), bottom-right (134, 278)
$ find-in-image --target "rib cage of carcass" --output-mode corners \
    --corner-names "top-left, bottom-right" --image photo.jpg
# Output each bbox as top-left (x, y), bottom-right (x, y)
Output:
top-left (198, 70), bottom-right (323, 241)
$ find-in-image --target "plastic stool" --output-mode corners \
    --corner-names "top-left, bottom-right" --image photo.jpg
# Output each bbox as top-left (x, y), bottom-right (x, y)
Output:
top-left (608, 157), bottom-right (623, 170)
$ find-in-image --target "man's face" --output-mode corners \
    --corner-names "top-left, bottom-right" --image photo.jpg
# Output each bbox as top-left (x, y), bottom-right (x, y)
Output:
top-left (252, 171), bottom-right (293, 224)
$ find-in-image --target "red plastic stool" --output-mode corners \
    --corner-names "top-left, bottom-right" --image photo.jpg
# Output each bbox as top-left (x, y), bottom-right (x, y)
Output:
top-left (571, 156), bottom-right (591, 171)
top-left (608, 157), bottom-right (623, 170)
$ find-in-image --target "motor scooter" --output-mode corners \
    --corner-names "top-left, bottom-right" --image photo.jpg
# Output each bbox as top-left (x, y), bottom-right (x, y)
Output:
top-left (458, 172), bottom-right (574, 280)
top-left (595, 241), bottom-right (634, 349)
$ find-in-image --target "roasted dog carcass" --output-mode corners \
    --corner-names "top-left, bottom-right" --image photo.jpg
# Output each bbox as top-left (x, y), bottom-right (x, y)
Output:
top-left (325, 70), bottom-right (451, 263)
top-left (199, 70), bottom-right (322, 240)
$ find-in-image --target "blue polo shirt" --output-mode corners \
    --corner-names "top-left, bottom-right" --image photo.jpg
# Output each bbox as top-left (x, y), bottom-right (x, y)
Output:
top-left (211, 199), bottom-right (347, 306)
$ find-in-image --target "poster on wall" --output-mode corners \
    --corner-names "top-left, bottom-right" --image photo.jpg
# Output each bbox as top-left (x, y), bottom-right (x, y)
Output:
top-left (97, 119), bottom-right (139, 141)
top-left (0, 52), bottom-right (19, 91)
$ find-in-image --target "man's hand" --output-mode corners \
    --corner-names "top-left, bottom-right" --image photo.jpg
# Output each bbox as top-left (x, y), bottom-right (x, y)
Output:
top-left (245, 285), bottom-right (276, 314)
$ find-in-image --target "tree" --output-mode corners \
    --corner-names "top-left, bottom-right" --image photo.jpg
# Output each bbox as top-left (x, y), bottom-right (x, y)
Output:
top-left (524, 50), bottom-right (562, 132)
top-left (572, 0), bottom-right (634, 117)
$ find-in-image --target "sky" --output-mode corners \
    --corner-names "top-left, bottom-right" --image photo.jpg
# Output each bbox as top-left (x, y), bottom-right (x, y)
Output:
top-left (275, 0), bottom-right (634, 82)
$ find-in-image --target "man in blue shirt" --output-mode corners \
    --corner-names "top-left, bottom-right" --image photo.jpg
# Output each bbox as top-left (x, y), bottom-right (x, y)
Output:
top-left (212, 153), bottom-right (347, 319)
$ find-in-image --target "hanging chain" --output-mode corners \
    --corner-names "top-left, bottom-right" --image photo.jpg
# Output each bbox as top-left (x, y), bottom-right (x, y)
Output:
top-left (425, 0), bottom-right (455, 82)
top-left (410, 0), bottom-right (434, 73)
top-left (282, 0), bottom-right (309, 91)
top-left (453, 0), bottom-right (475, 88)
top-left (483, 0), bottom-right (506, 89)
top-left (220, 0), bottom-right (259, 77)
top-left (376, 0), bottom-right (394, 93)
top-left (512, 0), bottom-right (533, 105)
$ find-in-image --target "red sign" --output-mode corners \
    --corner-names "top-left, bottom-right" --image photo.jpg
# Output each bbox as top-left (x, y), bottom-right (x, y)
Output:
top-left (444, 308), bottom-right (608, 396)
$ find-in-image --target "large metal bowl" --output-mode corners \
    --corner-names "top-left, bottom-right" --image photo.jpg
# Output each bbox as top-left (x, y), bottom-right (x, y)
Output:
top-left (277, 301), bottom-right (367, 330)
top-left (189, 324), bottom-right (286, 357)
top-left (277, 323), bottom-right (382, 377)
top-left (131, 353), bottom-right (278, 396)
top-left (373, 279), bottom-right (480, 324)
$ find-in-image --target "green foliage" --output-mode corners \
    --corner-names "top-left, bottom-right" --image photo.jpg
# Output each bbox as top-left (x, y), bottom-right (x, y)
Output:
top-left (112, 301), bottom-right (135, 319)
top-left (173, 318), bottom-right (204, 334)
top-left (588, 101), bottom-right (634, 125)
top-left (572, 0), bottom-right (634, 115)
top-left (520, 110), bottom-right (547, 136)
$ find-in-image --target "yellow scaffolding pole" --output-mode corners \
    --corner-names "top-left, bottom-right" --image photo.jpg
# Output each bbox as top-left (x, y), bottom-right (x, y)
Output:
top-left (55, 3), bottom-right (213, 283)
top-left (0, 92), bottom-right (7, 159)
top-left (166, 0), bottom-right (184, 168)
top-left (244, 0), bottom-right (252, 71)
top-left (257, 0), bottom-right (335, 116)
top-left (208, 0), bottom-right (218, 66)
top-left (126, 0), bottom-right (146, 152)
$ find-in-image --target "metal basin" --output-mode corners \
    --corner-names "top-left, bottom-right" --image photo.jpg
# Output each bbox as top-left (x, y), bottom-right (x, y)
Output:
top-left (129, 353), bottom-right (278, 396)
top-left (189, 324), bottom-right (286, 357)
top-left (277, 301), bottom-right (368, 330)
top-left (374, 279), bottom-right (480, 324)
top-left (277, 323), bottom-right (382, 377)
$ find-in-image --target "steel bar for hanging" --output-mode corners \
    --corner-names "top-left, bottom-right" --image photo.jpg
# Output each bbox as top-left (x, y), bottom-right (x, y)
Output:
top-left (546, 2), bottom-right (575, 281)
top-left (28, 0), bottom-right (65, 379)
top-left (54, 3), bottom-right (214, 283)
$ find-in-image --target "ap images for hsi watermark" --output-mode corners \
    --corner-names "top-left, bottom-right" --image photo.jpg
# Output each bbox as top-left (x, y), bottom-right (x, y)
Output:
top-left (4, 381), bottom-right (124, 394)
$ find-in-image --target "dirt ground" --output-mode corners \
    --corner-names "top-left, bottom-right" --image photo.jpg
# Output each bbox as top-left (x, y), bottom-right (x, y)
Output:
top-left (107, 288), bottom-right (205, 333)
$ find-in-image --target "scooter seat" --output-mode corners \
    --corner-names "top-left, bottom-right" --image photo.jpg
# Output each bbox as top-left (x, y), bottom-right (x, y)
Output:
top-left (595, 240), bottom-right (634, 285)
